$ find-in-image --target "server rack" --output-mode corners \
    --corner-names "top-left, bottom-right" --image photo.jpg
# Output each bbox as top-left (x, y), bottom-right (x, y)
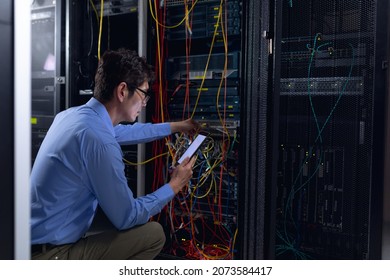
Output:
top-left (31, 0), bottom-right (65, 164)
top-left (272, 0), bottom-right (389, 259)
top-left (147, 0), bottom-right (244, 259)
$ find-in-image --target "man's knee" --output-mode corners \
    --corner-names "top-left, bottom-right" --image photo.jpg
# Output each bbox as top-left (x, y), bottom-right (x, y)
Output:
top-left (147, 221), bottom-right (166, 246)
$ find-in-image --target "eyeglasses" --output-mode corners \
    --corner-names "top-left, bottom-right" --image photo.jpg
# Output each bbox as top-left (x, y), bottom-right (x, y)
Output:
top-left (125, 82), bottom-right (151, 104)
top-left (135, 87), bottom-right (151, 104)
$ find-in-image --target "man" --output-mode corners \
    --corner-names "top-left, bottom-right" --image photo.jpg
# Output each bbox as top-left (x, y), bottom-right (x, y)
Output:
top-left (31, 49), bottom-right (198, 259)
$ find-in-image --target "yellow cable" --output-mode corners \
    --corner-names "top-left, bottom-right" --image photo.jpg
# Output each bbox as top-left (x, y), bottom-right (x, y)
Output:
top-left (231, 228), bottom-right (238, 259)
top-left (190, 3), bottom-right (222, 119)
top-left (215, 2), bottom-right (231, 145)
top-left (89, 0), bottom-right (100, 23)
top-left (97, 0), bottom-right (104, 60)
top-left (191, 172), bottom-right (215, 199)
top-left (193, 240), bottom-right (231, 259)
top-left (148, 0), bottom-right (200, 29)
top-left (123, 152), bottom-right (169, 166)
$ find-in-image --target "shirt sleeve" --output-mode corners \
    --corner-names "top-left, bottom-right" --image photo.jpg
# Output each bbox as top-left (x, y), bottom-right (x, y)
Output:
top-left (83, 138), bottom-right (175, 230)
top-left (114, 122), bottom-right (171, 145)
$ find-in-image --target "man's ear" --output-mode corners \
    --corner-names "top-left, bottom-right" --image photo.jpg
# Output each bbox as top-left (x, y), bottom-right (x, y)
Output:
top-left (116, 82), bottom-right (127, 103)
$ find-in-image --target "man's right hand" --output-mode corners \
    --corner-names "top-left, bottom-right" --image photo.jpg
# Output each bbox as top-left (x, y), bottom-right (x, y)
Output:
top-left (168, 157), bottom-right (196, 194)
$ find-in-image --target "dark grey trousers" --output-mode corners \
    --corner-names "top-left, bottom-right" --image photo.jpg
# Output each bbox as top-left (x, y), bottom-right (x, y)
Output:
top-left (32, 221), bottom-right (165, 260)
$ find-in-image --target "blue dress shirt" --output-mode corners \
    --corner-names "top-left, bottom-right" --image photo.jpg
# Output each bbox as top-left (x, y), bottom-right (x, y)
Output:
top-left (31, 97), bottom-right (174, 245)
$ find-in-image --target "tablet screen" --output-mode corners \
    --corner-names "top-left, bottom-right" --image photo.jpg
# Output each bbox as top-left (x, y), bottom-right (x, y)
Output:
top-left (177, 134), bottom-right (207, 164)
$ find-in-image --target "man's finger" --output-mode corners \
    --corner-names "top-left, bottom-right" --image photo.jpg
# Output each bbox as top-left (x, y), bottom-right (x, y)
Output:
top-left (180, 157), bottom-right (190, 166)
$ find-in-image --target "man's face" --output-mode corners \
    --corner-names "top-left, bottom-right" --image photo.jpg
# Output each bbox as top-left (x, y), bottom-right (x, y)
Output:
top-left (122, 81), bottom-right (149, 122)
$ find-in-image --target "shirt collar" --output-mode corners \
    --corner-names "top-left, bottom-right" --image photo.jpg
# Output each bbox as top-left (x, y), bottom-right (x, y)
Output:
top-left (86, 97), bottom-right (115, 137)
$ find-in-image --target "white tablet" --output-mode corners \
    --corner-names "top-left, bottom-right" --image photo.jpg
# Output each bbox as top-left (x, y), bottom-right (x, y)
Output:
top-left (177, 134), bottom-right (207, 164)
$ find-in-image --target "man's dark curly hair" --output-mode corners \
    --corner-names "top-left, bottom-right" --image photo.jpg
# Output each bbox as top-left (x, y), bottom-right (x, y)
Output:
top-left (93, 48), bottom-right (154, 103)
